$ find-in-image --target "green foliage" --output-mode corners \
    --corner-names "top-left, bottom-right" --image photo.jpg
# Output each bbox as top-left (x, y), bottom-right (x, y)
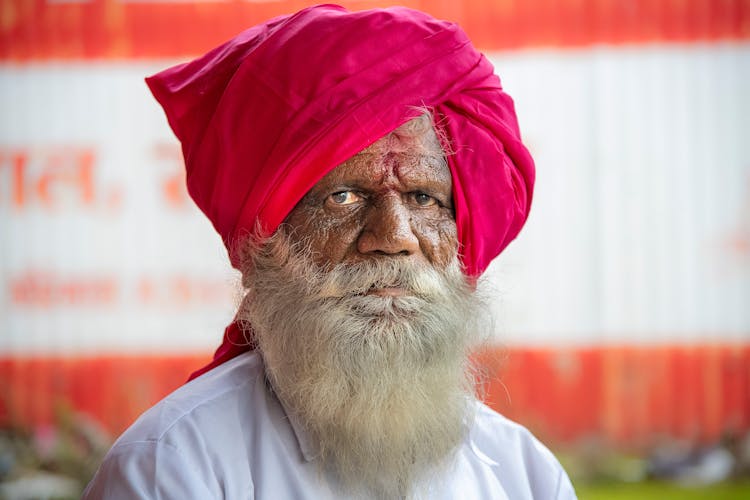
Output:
top-left (0, 404), bottom-right (112, 499)
top-left (576, 479), bottom-right (750, 500)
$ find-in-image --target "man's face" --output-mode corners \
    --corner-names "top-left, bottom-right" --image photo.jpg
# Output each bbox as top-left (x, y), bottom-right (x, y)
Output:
top-left (283, 116), bottom-right (458, 276)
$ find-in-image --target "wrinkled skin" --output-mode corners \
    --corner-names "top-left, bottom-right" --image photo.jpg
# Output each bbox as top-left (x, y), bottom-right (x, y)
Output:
top-left (284, 127), bottom-right (458, 282)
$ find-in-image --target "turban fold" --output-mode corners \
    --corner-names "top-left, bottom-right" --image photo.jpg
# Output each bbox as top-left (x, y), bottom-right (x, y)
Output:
top-left (146, 4), bottom-right (535, 378)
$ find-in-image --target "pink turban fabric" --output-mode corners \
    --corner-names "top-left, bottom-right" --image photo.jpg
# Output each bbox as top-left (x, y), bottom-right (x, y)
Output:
top-left (146, 4), bottom-right (535, 379)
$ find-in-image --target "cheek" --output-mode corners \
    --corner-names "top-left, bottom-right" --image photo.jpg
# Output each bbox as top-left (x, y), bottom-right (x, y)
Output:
top-left (414, 215), bottom-right (458, 268)
top-left (283, 206), bottom-right (362, 266)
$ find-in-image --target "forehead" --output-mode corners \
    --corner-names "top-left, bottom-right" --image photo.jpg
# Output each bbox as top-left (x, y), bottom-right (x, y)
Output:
top-left (314, 117), bottom-right (452, 190)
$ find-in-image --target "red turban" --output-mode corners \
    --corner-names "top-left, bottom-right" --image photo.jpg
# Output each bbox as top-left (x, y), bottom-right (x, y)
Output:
top-left (146, 4), bottom-right (535, 378)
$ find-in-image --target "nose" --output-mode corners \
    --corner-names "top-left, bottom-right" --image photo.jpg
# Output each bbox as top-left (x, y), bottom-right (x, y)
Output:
top-left (357, 195), bottom-right (420, 256)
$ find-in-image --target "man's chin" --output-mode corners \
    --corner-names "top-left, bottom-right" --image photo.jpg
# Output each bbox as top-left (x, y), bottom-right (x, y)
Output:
top-left (366, 286), bottom-right (409, 297)
top-left (347, 294), bottom-right (428, 318)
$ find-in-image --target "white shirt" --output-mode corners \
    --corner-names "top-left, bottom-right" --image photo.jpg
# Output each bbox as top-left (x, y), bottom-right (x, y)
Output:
top-left (83, 352), bottom-right (577, 499)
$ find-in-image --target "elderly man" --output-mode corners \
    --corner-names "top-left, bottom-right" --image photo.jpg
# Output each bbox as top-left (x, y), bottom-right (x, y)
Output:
top-left (84, 5), bottom-right (575, 499)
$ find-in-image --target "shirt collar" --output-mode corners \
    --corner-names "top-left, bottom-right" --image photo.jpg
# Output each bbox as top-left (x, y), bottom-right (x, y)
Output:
top-left (283, 400), bottom-right (319, 462)
top-left (264, 374), bottom-right (319, 462)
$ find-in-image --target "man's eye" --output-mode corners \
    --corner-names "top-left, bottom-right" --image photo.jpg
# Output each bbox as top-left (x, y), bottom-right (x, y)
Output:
top-left (328, 191), bottom-right (360, 205)
top-left (412, 192), bottom-right (436, 207)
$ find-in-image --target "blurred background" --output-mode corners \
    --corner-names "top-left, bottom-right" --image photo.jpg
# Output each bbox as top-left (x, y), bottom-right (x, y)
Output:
top-left (1, 0), bottom-right (749, 498)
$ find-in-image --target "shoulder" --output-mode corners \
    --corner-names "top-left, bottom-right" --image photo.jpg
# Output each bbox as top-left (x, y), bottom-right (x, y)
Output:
top-left (466, 402), bottom-right (577, 499)
top-left (470, 402), bottom-right (559, 468)
top-left (83, 352), bottom-right (267, 499)
top-left (82, 438), bottom-right (216, 499)
top-left (119, 351), bottom-right (266, 442)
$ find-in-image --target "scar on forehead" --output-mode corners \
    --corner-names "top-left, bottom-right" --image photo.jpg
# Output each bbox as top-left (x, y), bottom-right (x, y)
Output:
top-left (348, 113), bottom-right (447, 168)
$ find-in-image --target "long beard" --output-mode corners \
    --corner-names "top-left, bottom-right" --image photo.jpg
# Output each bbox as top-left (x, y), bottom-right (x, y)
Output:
top-left (238, 232), bottom-right (485, 498)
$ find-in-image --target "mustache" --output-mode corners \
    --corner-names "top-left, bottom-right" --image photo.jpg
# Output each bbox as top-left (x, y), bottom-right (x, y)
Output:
top-left (314, 259), bottom-right (450, 300)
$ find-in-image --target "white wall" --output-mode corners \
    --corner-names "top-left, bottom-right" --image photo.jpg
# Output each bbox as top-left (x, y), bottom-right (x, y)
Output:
top-left (487, 43), bottom-right (750, 345)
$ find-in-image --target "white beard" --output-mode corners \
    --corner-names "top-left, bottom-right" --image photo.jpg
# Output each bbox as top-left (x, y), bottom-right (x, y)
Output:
top-left (238, 231), bottom-right (486, 498)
